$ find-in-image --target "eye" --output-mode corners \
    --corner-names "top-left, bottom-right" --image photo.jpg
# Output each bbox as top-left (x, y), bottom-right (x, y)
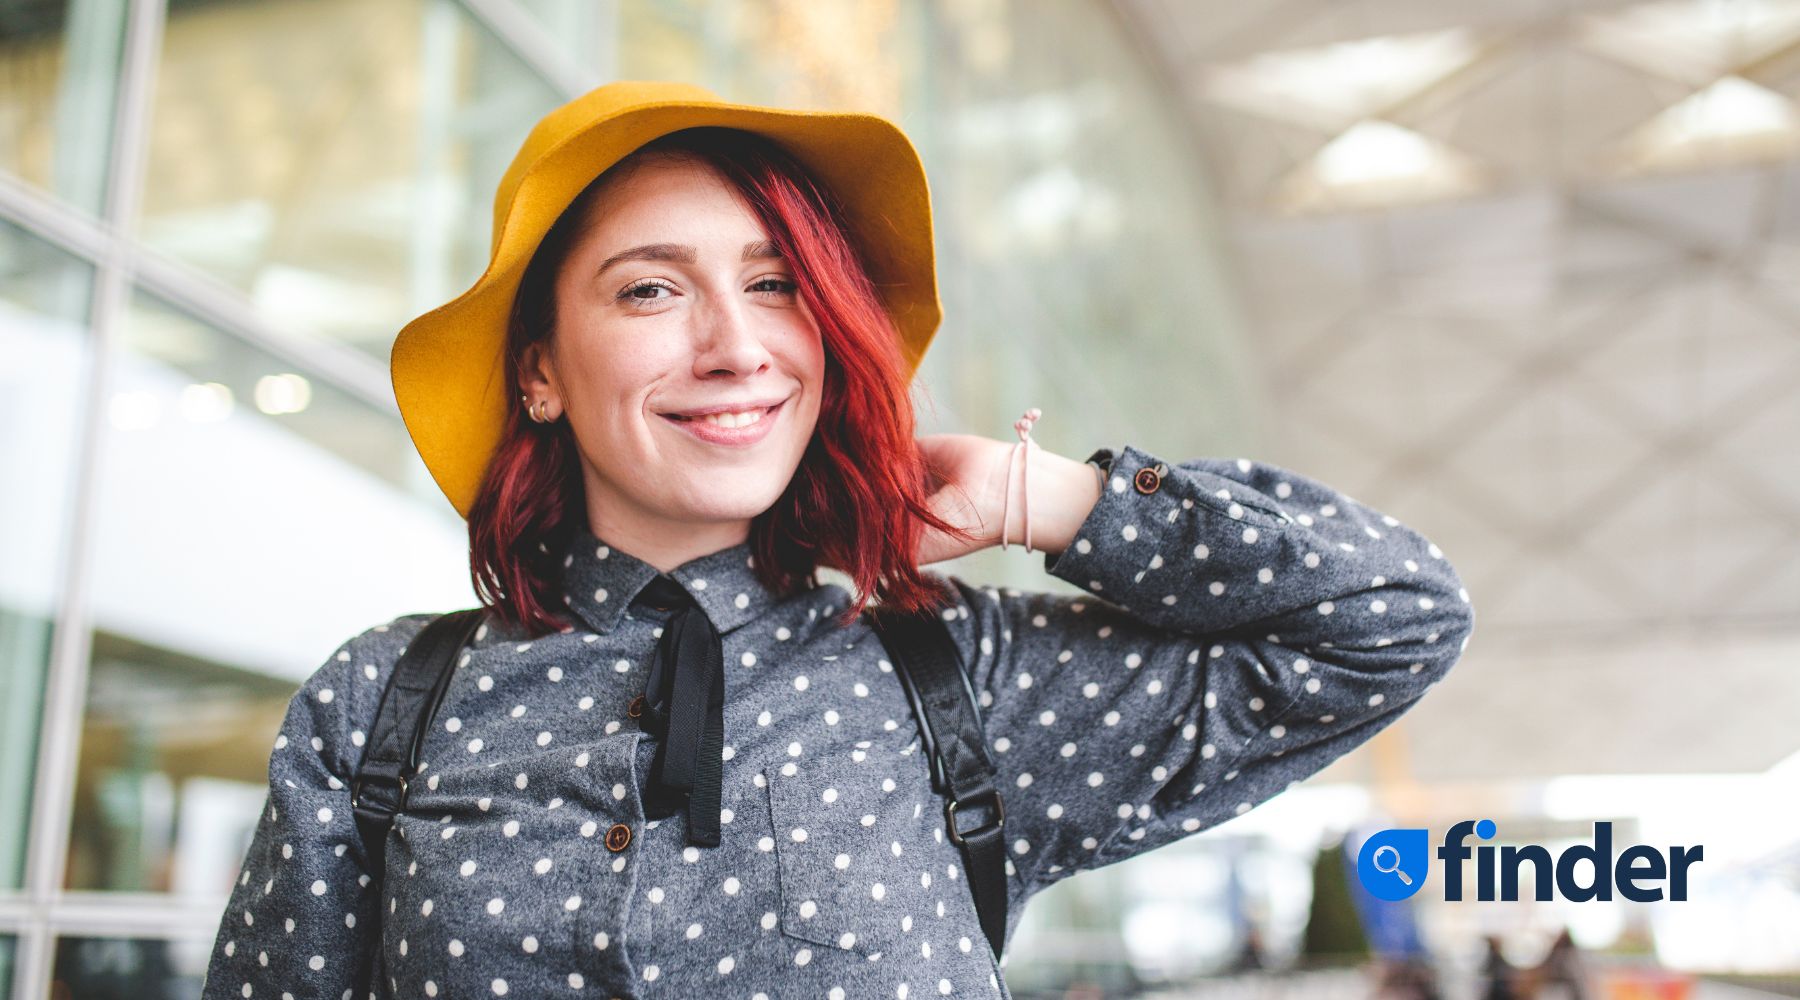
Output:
top-left (618, 279), bottom-right (676, 305)
top-left (749, 276), bottom-right (798, 298)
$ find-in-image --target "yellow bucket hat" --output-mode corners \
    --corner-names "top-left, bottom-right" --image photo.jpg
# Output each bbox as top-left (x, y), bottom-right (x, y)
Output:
top-left (390, 80), bottom-right (942, 519)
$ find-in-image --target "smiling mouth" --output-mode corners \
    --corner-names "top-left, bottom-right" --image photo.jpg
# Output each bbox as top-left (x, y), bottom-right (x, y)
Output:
top-left (659, 402), bottom-right (782, 429)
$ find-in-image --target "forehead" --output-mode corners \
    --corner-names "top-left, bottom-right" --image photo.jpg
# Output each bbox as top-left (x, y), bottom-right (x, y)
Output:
top-left (580, 155), bottom-right (766, 246)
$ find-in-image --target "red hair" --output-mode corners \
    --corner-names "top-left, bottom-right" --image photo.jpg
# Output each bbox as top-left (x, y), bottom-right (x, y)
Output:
top-left (467, 126), bottom-right (976, 637)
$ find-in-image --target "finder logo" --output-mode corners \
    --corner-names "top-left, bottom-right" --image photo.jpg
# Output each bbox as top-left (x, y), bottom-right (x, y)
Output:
top-left (1357, 827), bottom-right (1430, 901)
top-left (1357, 820), bottom-right (1704, 902)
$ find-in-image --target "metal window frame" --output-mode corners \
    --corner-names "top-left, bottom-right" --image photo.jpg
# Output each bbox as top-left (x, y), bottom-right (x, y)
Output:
top-left (0, 1), bottom-right (600, 996)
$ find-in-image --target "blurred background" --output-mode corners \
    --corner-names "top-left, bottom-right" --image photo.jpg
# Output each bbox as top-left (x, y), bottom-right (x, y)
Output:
top-left (3, 0), bottom-right (1800, 997)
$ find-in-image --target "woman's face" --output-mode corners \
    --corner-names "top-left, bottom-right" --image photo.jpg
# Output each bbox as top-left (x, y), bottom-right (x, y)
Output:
top-left (523, 154), bottom-right (826, 553)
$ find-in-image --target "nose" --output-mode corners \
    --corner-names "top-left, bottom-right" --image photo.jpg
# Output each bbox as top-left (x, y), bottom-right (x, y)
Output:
top-left (692, 295), bottom-right (774, 378)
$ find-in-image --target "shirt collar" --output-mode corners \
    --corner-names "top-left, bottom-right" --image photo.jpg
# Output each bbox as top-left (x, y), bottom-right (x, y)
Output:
top-left (559, 524), bottom-right (781, 636)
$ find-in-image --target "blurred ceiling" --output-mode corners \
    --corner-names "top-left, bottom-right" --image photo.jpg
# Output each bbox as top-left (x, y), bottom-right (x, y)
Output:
top-left (1109, 0), bottom-right (1800, 781)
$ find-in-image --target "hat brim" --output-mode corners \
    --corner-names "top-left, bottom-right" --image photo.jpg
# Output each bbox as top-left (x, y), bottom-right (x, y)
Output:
top-left (391, 88), bottom-right (941, 520)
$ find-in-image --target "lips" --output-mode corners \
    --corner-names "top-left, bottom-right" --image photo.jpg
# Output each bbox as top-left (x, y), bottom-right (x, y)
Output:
top-left (661, 403), bottom-right (779, 424)
top-left (658, 398), bottom-right (786, 447)
top-left (659, 397), bottom-right (790, 419)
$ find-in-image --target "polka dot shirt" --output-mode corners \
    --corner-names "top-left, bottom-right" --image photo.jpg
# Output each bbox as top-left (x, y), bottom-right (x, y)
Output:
top-left (201, 444), bottom-right (1475, 999)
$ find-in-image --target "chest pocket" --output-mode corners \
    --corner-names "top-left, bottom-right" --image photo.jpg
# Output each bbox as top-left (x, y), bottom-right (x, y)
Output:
top-left (761, 739), bottom-right (949, 960)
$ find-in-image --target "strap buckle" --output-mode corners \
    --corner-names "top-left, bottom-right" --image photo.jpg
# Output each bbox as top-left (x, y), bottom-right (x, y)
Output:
top-left (350, 771), bottom-right (408, 814)
top-left (944, 788), bottom-right (1005, 846)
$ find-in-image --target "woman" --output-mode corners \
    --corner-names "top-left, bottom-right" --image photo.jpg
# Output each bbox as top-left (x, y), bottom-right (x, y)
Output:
top-left (202, 81), bottom-right (1475, 1000)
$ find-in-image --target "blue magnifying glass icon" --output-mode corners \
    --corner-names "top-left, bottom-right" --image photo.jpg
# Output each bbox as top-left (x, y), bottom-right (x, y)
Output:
top-left (1372, 844), bottom-right (1413, 885)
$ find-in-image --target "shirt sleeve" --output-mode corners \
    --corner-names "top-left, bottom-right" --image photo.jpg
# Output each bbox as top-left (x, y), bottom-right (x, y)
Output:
top-left (200, 613), bottom-right (435, 1000)
top-left (933, 443), bottom-right (1476, 897)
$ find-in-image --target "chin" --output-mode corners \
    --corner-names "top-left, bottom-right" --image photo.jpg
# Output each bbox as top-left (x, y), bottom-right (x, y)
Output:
top-left (673, 470), bottom-right (794, 519)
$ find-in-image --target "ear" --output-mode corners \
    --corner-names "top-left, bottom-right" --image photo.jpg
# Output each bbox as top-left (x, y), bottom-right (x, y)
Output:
top-left (516, 339), bottom-right (565, 422)
top-left (518, 339), bottom-right (557, 398)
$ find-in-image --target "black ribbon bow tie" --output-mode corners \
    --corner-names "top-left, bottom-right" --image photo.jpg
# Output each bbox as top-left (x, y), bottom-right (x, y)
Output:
top-left (635, 574), bottom-right (725, 848)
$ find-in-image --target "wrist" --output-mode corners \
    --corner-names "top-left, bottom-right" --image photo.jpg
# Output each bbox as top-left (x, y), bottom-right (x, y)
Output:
top-left (997, 445), bottom-right (1103, 557)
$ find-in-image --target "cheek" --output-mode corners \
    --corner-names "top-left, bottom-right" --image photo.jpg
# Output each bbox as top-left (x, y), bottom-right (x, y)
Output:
top-left (561, 340), bottom-right (667, 418)
top-left (785, 323), bottom-right (827, 386)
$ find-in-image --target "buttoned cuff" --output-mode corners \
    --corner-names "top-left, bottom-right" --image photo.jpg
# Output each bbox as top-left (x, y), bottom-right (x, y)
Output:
top-left (1044, 444), bottom-right (1161, 586)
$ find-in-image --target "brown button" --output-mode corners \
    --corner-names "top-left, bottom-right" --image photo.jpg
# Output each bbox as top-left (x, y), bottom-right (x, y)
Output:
top-left (1133, 465), bottom-right (1165, 494)
top-left (627, 695), bottom-right (644, 719)
top-left (605, 823), bottom-right (633, 852)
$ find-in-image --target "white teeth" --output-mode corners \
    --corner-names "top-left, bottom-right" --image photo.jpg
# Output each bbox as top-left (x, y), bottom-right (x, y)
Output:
top-left (697, 407), bottom-right (768, 429)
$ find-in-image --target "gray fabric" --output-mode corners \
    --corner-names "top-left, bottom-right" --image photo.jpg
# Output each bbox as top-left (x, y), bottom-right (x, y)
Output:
top-left (201, 443), bottom-right (1475, 1000)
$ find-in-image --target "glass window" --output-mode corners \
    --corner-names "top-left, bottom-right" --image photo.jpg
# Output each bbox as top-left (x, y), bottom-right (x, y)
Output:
top-left (137, 0), bottom-right (563, 362)
top-left (66, 291), bottom-right (472, 893)
top-left (0, 0), bottom-right (127, 215)
top-left (52, 935), bottom-right (204, 1000)
top-left (513, 0), bottom-right (612, 68)
top-left (0, 220), bottom-right (94, 890)
top-left (65, 627), bottom-right (291, 895)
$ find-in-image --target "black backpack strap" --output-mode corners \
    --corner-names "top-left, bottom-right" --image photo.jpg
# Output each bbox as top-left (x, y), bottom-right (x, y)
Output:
top-left (350, 607), bottom-right (485, 999)
top-left (868, 606), bottom-right (1010, 961)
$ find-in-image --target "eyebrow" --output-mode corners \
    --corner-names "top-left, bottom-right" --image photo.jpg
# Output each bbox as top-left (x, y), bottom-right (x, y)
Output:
top-left (595, 240), bottom-right (784, 279)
